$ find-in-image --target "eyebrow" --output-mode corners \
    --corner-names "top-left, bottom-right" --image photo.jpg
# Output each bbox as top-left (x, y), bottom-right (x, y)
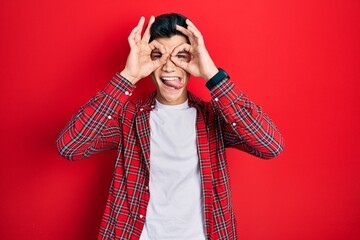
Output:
top-left (177, 51), bottom-right (189, 54)
top-left (151, 50), bottom-right (189, 54)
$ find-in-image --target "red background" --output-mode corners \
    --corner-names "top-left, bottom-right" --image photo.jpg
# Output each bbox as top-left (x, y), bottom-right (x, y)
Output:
top-left (1, 0), bottom-right (359, 239)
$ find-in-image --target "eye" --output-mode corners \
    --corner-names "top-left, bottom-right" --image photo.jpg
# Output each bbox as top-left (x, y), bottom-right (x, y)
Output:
top-left (176, 53), bottom-right (191, 62)
top-left (151, 52), bottom-right (162, 60)
top-left (176, 54), bottom-right (187, 59)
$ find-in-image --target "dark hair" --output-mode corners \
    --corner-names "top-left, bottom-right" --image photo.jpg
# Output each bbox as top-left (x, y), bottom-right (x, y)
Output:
top-left (149, 13), bottom-right (189, 42)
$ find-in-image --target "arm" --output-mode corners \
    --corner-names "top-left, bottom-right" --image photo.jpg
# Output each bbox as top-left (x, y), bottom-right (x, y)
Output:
top-left (56, 74), bottom-right (135, 161)
top-left (56, 16), bottom-right (168, 161)
top-left (173, 19), bottom-right (284, 159)
top-left (210, 77), bottom-right (284, 159)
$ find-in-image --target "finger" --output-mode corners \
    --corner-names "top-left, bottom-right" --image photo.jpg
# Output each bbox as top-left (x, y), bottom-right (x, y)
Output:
top-left (142, 16), bottom-right (155, 43)
top-left (176, 25), bottom-right (193, 38)
top-left (185, 19), bottom-right (202, 36)
top-left (153, 52), bottom-right (170, 69)
top-left (134, 16), bottom-right (145, 42)
top-left (170, 55), bottom-right (189, 70)
top-left (128, 25), bottom-right (141, 47)
top-left (187, 25), bottom-right (203, 40)
top-left (187, 25), bottom-right (204, 46)
top-left (128, 17), bottom-right (145, 46)
top-left (176, 25), bottom-right (195, 44)
top-left (171, 42), bottom-right (191, 57)
top-left (186, 19), bottom-right (204, 45)
top-left (149, 40), bottom-right (166, 54)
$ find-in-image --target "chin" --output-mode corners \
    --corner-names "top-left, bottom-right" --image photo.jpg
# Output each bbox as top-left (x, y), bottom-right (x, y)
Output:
top-left (157, 87), bottom-right (187, 105)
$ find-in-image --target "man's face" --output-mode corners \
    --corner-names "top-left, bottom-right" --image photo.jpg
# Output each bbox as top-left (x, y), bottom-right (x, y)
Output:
top-left (150, 35), bottom-right (191, 105)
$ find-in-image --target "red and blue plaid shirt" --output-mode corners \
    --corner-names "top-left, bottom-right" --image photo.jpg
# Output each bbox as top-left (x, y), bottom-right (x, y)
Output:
top-left (56, 72), bottom-right (284, 239)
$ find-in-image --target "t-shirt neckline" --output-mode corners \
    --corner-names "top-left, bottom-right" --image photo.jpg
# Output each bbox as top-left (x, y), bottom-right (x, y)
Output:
top-left (155, 99), bottom-right (189, 110)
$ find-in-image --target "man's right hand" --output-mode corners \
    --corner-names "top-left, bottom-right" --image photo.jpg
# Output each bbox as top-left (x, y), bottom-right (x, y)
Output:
top-left (120, 16), bottom-right (169, 85)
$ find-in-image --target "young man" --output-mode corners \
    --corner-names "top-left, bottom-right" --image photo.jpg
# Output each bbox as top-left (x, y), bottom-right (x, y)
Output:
top-left (56, 13), bottom-right (284, 240)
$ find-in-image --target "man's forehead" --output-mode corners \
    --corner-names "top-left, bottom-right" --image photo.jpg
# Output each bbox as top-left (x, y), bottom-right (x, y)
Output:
top-left (153, 35), bottom-right (188, 51)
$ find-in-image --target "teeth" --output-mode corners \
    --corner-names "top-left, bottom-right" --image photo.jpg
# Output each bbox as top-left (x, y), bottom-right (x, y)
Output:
top-left (161, 77), bottom-right (179, 81)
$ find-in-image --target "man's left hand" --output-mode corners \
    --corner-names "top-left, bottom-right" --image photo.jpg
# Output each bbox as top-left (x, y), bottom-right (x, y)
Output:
top-left (171, 19), bottom-right (219, 81)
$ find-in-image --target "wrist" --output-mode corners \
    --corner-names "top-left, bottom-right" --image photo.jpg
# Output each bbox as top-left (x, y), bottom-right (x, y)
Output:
top-left (204, 66), bottom-right (219, 81)
top-left (205, 68), bottom-right (230, 90)
top-left (120, 70), bottom-right (138, 85)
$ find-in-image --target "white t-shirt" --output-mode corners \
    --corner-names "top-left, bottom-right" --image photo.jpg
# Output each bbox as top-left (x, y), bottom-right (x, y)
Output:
top-left (139, 99), bottom-right (206, 240)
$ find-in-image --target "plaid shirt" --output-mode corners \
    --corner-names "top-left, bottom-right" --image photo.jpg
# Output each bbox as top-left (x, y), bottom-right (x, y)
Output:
top-left (56, 72), bottom-right (284, 239)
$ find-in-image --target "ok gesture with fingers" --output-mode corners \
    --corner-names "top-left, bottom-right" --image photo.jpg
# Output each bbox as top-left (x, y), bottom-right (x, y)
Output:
top-left (171, 19), bottom-right (219, 81)
top-left (121, 16), bottom-right (169, 84)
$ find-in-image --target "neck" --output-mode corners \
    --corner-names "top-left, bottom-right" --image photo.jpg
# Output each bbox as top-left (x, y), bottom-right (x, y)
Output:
top-left (155, 91), bottom-right (188, 106)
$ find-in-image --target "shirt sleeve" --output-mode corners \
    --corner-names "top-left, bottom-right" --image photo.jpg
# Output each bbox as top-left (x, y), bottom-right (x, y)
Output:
top-left (56, 73), bottom-right (136, 161)
top-left (210, 77), bottom-right (284, 159)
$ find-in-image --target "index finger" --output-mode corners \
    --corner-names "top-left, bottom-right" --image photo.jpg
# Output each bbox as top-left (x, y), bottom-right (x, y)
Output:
top-left (149, 39), bottom-right (166, 54)
top-left (171, 42), bottom-right (191, 57)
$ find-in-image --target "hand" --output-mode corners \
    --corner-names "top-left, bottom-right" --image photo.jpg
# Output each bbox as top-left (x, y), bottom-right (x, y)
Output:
top-left (171, 19), bottom-right (219, 81)
top-left (121, 16), bottom-right (169, 84)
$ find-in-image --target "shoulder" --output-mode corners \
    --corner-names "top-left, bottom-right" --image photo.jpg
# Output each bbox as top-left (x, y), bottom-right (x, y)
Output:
top-left (122, 91), bottom-right (157, 114)
top-left (187, 91), bottom-right (218, 115)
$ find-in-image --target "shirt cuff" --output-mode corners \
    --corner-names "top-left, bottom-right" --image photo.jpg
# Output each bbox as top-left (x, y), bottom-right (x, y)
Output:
top-left (209, 77), bottom-right (244, 109)
top-left (103, 72), bottom-right (136, 104)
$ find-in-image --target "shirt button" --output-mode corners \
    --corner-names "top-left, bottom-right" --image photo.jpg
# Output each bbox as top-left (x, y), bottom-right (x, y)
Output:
top-left (125, 91), bottom-right (129, 96)
top-left (232, 122), bottom-right (236, 126)
top-left (140, 108), bottom-right (144, 111)
top-left (214, 97), bottom-right (219, 102)
top-left (107, 115), bottom-right (112, 119)
top-left (139, 214), bottom-right (144, 219)
top-left (151, 105), bottom-right (155, 108)
top-left (145, 186), bottom-right (149, 190)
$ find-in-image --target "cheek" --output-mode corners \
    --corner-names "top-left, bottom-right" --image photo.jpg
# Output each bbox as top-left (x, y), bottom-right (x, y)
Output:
top-left (150, 70), bottom-right (159, 81)
top-left (183, 72), bottom-right (190, 82)
top-left (150, 73), bottom-right (159, 87)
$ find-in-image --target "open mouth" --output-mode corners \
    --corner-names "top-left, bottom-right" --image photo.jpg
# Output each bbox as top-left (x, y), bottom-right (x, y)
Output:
top-left (160, 76), bottom-right (184, 89)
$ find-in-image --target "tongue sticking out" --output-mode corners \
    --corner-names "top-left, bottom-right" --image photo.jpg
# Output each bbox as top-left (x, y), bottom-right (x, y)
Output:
top-left (163, 78), bottom-right (184, 89)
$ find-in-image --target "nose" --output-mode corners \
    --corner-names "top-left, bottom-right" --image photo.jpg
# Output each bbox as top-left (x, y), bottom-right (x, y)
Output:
top-left (162, 55), bottom-right (176, 72)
